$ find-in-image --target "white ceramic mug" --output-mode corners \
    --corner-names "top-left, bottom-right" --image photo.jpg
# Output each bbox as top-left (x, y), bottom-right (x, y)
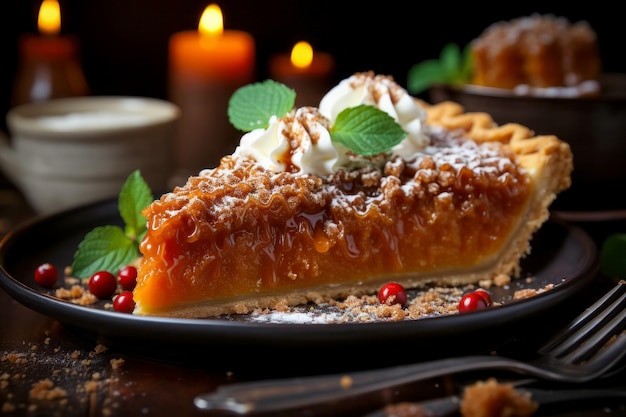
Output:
top-left (0, 96), bottom-right (180, 215)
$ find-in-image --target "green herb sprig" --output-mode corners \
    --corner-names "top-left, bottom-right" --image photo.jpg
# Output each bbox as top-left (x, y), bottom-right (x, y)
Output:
top-left (407, 43), bottom-right (473, 95)
top-left (228, 79), bottom-right (407, 156)
top-left (70, 170), bottom-right (152, 278)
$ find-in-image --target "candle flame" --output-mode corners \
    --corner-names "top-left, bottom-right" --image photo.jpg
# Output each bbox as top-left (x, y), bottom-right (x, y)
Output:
top-left (290, 41), bottom-right (313, 69)
top-left (199, 4), bottom-right (223, 36)
top-left (38, 0), bottom-right (61, 36)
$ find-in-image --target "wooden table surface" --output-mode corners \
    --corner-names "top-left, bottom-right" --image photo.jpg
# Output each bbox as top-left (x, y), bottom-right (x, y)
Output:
top-left (1, 185), bottom-right (625, 417)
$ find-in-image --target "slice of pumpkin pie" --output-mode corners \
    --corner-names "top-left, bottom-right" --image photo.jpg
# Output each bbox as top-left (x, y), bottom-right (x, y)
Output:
top-left (132, 72), bottom-right (572, 318)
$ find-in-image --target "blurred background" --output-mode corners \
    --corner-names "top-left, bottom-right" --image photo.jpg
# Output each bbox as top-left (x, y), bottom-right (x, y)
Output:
top-left (1, 0), bottom-right (625, 223)
top-left (1, 0), bottom-right (625, 136)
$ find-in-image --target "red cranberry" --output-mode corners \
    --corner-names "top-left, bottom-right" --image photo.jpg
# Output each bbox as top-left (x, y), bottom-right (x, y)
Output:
top-left (88, 271), bottom-right (117, 299)
top-left (34, 263), bottom-right (59, 288)
top-left (378, 282), bottom-right (408, 307)
top-left (117, 265), bottom-right (138, 291)
top-left (113, 291), bottom-right (136, 313)
top-left (473, 289), bottom-right (492, 307)
top-left (458, 292), bottom-right (490, 313)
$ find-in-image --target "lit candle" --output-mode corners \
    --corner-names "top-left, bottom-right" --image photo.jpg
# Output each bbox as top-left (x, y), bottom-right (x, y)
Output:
top-left (168, 3), bottom-right (256, 179)
top-left (169, 4), bottom-right (255, 82)
top-left (269, 41), bottom-right (335, 107)
top-left (12, 0), bottom-right (89, 106)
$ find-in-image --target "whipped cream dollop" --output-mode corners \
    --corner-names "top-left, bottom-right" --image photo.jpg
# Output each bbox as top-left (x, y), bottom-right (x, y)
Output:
top-left (233, 72), bottom-right (430, 176)
top-left (233, 107), bottom-right (349, 176)
top-left (319, 72), bottom-right (430, 158)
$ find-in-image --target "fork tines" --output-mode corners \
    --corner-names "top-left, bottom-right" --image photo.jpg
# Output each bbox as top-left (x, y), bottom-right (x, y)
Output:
top-left (539, 280), bottom-right (626, 364)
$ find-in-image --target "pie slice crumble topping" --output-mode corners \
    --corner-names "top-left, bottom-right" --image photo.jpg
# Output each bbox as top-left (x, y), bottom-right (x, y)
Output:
top-left (132, 72), bottom-right (573, 318)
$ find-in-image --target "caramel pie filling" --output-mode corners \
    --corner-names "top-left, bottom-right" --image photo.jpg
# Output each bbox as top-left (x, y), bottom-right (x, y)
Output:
top-left (135, 127), bottom-right (534, 316)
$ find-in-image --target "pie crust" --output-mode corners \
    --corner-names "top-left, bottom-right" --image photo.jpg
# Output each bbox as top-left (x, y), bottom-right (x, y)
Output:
top-left (133, 99), bottom-right (572, 318)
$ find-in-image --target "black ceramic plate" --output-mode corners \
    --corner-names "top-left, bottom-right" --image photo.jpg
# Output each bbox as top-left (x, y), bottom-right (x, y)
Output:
top-left (0, 198), bottom-right (599, 371)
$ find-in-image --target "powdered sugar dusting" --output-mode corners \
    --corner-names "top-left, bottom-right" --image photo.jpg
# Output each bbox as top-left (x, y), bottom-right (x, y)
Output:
top-left (252, 310), bottom-right (346, 324)
top-left (249, 286), bottom-right (473, 324)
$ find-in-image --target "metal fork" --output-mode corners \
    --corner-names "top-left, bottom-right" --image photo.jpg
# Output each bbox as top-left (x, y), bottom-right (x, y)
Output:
top-left (194, 280), bottom-right (626, 414)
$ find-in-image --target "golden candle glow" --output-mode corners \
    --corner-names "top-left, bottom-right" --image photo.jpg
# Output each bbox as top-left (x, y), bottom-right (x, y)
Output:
top-left (270, 41), bottom-right (334, 78)
top-left (168, 3), bottom-right (255, 81)
top-left (268, 41), bottom-right (335, 107)
top-left (198, 4), bottom-right (223, 37)
top-left (290, 41), bottom-right (313, 69)
top-left (14, 0), bottom-right (89, 105)
top-left (167, 3), bottom-right (256, 172)
top-left (38, 0), bottom-right (61, 35)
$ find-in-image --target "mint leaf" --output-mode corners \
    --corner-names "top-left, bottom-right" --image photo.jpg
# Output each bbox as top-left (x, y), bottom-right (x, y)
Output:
top-left (331, 105), bottom-right (407, 156)
top-left (460, 43), bottom-right (473, 81)
top-left (440, 43), bottom-right (461, 76)
top-left (600, 233), bottom-right (626, 281)
top-left (407, 59), bottom-right (446, 97)
top-left (228, 80), bottom-right (296, 132)
top-left (71, 225), bottom-right (139, 278)
top-left (119, 170), bottom-right (152, 241)
top-left (71, 170), bottom-right (153, 279)
top-left (407, 43), bottom-right (473, 95)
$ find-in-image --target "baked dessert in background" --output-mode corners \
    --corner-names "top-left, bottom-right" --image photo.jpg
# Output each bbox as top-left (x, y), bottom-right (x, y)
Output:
top-left (132, 72), bottom-right (572, 318)
top-left (471, 14), bottom-right (601, 91)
